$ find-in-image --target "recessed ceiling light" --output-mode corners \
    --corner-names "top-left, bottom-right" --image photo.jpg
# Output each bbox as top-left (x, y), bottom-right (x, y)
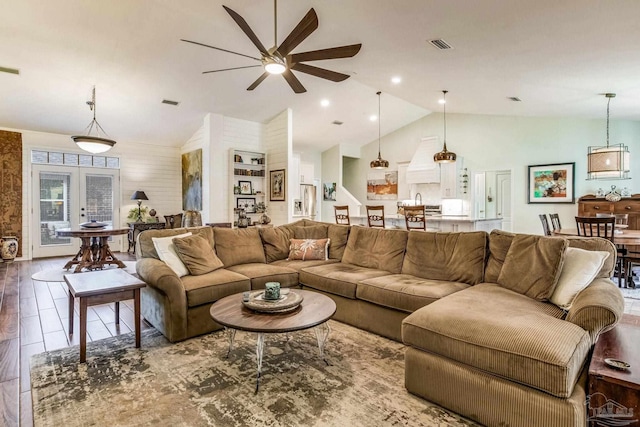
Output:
top-left (391, 76), bottom-right (402, 84)
top-left (320, 99), bottom-right (330, 107)
top-left (369, 115), bottom-right (378, 122)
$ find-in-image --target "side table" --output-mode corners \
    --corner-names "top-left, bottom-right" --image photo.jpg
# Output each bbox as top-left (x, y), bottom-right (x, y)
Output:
top-left (588, 314), bottom-right (640, 426)
top-left (127, 222), bottom-right (165, 254)
top-left (64, 269), bottom-right (146, 362)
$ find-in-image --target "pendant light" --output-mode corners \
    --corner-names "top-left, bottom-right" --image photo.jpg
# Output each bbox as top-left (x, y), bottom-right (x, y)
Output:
top-left (587, 93), bottom-right (630, 180)
top-left (71, 86), bottom-right (117, 154)
top-left (370, 91), bottom-right (389, 169)
top-left (434, 90), bottom-right (457, 163)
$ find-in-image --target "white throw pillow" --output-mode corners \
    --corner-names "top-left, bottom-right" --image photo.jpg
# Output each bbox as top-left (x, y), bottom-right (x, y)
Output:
top-left (152, 232), bottom-right (193, 277)
top-left (550, 247), bottom-right (610, 309)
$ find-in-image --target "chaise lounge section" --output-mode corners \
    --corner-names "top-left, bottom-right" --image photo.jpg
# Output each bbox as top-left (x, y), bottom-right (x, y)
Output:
top-left (135, 220), bottom-right (623, 426)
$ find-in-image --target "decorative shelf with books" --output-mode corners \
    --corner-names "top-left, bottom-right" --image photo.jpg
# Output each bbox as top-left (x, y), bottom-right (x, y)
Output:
top-left (230, 149), bottom-right (267, 227)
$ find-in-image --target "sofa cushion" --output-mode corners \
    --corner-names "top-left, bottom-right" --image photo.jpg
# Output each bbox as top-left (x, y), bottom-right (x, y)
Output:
top-left (270, 258), bottom-right (339, 271)
top-left (342, 227), bottom-right (408, 274)
top-left (402, 231), bottom-right (487, 285)
top-left (227, 263), bottom-right (298, 290)
top-left (172, 234), bottom-right (224, 276)
top-left (327, 224), bottom-right (350, 260)
top-left (484, 230), bottom-right (515, 283)
top-left (565, 236), bottom-right (617, 279)
top-left (497, 234), bottom-right (567, 301)
top-left (550, 247), bottom-right (610, 309)
top-left (152, 232), bottom-right (192, 277)
top-left (293, 224), bottom-right (328, 239)
top-left (357, 274), bottom-right (469, 313)
top-left (182, 269), bottom-right (251, 307)
top-left (213, 227), bottom-right (266, 267)
top-left (402, 284), bottom-right (588, 398)
top-left (138, 226), bottom-right (214, 260)
top-left (300, 263), bottom-right (392, 299)
top-left (288, 238), bottom-right (330, 260)
top-left (259, 226), bottom-right (294, 263)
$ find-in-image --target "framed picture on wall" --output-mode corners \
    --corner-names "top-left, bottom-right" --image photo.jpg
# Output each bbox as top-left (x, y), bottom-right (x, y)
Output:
top-left (527, 162), bottom-right (575, 204)
top-left (238, 180), bottom-right (252, 195)
top-left (270, 169), bottom-right (286, 201)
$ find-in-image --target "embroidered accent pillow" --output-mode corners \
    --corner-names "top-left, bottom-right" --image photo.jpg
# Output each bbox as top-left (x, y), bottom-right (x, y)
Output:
top-left (288, 238), bottom-right (330, 261)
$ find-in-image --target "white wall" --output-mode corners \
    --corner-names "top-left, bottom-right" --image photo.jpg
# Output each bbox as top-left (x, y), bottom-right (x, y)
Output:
top-left (264, 109), bottom-right (292, 225)
top-left (14, 127), bottom-right (181, 258)
top-left (349, 113), bottom-right (640, 234)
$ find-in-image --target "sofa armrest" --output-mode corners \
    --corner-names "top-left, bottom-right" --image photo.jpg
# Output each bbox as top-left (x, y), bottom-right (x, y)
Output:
top-left (566, 278), bottom-right (624, 344)
top-left (136, 258), bottom-right (188, 341)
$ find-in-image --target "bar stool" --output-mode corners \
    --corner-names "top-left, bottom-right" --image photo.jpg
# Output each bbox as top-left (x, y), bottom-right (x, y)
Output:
top-left (334, 205), bottom-right (350, 225)
top-left (404, 205), bottom-right (426, 231)
top-left (366, 205), bottom-right (385, 228)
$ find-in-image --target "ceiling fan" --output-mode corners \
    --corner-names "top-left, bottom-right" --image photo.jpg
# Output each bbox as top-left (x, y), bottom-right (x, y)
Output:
top-left (181, 0), bottom-right (362, 94)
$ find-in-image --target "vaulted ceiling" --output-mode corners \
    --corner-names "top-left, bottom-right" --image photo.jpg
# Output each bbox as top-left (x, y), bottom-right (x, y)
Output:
top-left (1, 0), bottom-right (639, 151)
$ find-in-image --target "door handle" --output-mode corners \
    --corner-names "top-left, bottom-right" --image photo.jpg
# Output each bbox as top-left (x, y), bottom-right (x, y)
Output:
top-left (81, 213), bottom-right (85, 217)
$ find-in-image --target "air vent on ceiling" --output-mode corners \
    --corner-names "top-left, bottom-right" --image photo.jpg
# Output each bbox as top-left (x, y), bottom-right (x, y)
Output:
top-left (162, 99), bottom-right (179, 106)
top-left (0, 66), bottom-right (20, 75)
top-left (429, 39), bottom-right (452, 50)
top-left (332, 120), bottom-right (344, 125)
top-left (508, 97), bottom-right (522, 102)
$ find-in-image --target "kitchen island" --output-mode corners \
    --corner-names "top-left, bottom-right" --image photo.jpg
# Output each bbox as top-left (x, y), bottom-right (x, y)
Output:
top-left (350, 214), bottom-right (502, 232)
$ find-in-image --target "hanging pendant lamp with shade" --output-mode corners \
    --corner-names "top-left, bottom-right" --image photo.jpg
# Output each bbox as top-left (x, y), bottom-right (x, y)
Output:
top-left (71, 86), bottom-right (117, 154)
top-left (587, 93), bottom-right (630, 180)
top-left (370, 91), bottom-right (389, 169)
top-left (434, 90), bottom-right (457, 163)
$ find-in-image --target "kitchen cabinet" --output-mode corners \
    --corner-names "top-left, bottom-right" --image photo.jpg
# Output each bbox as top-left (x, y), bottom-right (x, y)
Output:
top-left (440, 159), bottom-right (464, 199)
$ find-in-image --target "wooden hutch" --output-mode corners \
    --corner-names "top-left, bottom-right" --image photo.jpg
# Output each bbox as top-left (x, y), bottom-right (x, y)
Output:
top-left (578, 193), bottom-right (640, 250)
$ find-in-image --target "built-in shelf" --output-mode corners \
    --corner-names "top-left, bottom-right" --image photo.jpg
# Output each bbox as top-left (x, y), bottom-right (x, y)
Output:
top-left (230, 148), bottom-right (266, 228)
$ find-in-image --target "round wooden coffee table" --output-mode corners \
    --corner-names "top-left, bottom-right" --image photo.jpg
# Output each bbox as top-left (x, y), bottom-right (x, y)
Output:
top-left (210, 289), bottom-right (336, 392)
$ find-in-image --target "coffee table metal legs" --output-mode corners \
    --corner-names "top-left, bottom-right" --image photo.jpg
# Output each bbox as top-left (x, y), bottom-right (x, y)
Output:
top-left (224, 328), bottom-right (237, 358)
top-left (314, 322), bottom-right (331, 365)
top-left (255, 333), bottom-right (265, 393)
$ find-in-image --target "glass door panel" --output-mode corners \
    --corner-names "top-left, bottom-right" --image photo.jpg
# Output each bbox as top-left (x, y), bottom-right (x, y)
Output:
top-left (39, 173), bottom-right (72, 246)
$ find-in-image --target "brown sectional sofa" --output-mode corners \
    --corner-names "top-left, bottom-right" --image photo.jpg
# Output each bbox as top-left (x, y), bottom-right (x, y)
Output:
top-left (135, 219), bottom-right (624, 427)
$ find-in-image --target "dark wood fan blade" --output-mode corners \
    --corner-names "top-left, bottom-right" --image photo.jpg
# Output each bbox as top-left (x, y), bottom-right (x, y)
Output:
top-left (203, 65), bottom-right (263, 74)
top-left (282, 69), bottom-right (306, 93)
top-left (289, 44), bottom-right (362, 63)
top-left (223, 6), bottom-right (270, 57)
top-left (180, 39), bottom-right (261, 61)
top-left (291, 63), bottom-right (350, 82)
top-left (247, 72), bottom-right (270, 91)
top-left (277, 8), bottom-right (318, 57)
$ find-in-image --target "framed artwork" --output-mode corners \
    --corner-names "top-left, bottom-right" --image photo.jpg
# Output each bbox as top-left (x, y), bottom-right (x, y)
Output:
top-left (182, 148), bottom-right (203, 210)
top-left (367, 170), bottom-right (398, 200)
top-left (527, 162), bottom-right (575, 204)
top-left (293, 199), bottom-right (302, 215)
top-left (270, 169), bottom-right (286, 201)
top-left (323, 182), bottom-right (337, 201)
top-left (236, 197), bottom-right (256, 213)
top-left (238, 180), bottom-right (252, 195)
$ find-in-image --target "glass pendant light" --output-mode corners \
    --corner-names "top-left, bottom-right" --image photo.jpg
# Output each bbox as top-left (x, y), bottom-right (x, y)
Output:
top-left (370, 91), bottom-right (389, 169)
top-left (434, 90), bottom-right (457, 163)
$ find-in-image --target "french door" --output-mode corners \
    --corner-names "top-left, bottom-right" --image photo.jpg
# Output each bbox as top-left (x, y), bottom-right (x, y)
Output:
top-left (32, 165), bottom-right (121, 258)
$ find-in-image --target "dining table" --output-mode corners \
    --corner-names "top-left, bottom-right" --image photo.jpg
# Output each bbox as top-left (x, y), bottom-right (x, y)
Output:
top-left (56, 226), bottom-right (129, 273)
top-left (552, 228), bottom-right (640, 246)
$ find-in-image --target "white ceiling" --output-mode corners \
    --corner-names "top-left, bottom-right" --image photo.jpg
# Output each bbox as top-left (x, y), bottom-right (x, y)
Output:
top-left (1, 0), bottom-right (639, 152)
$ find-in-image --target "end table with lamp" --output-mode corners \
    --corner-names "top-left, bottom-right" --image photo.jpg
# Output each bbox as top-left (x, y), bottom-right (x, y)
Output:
top-left (127, 190), bottom-right (165, 253)
top-left (131, 190), bottom-right (149, 222)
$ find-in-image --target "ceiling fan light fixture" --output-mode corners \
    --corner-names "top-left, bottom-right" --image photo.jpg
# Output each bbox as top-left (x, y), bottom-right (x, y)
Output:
top-left (370, 91), bottom-right (389, 169)
top-left (587, 93), bottom-right (631, 180)
top-left (434, 90), bottom-right (457, 164)
top-left (264, 57), bottom-right (286, 74)
top-left (71, 86), bottom-right (117, 154)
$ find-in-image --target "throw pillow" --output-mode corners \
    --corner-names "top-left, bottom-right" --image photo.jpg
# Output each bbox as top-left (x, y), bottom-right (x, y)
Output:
top-left (172, 234), bottom-right (224, 275)
top-left (550, 247), bottom-right (610, 309)
top-left (497, 234), bottom-right (567, 301)
top-left (288, 238), bottom-right (330, 261)
top-left (152, 232), bottom-right (192, 277)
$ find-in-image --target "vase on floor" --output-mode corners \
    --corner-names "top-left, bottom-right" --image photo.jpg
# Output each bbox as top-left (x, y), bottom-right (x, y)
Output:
top-left (0, 236), bottom-right (19, 262)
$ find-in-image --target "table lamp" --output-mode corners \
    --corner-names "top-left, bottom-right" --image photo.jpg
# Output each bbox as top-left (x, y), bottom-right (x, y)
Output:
top-left (131, 191), bottom-right (148, 222)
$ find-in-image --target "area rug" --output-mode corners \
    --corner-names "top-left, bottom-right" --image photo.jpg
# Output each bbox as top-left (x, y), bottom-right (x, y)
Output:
top-left (30, 321), bottom-right (478, 427)
top-left (31, 261), bottom-right (137, 282)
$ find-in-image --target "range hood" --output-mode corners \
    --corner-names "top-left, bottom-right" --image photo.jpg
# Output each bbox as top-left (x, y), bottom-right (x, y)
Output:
top-left (406, 137), bottom-right (441, 184)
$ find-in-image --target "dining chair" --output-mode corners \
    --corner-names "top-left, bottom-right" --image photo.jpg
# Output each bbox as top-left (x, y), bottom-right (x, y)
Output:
top-left (164, 213), bottom-right (183, 229)
top-left (575, 216), bottom-right (623, 285)
top-left (334, 205), bottom-right (350, 225)
top-left (404, 205), bottom-right (426, 231)
top-left (366, 205), bottom-right (386, 228)
top-left (539, 214), bottom-right (552, 236)
top-left (549, 213), bottom-right (561, 231)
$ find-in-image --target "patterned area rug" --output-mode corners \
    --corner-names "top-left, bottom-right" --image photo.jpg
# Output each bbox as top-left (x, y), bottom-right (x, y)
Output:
top-left (30, 321), bottom-right (478, 427)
